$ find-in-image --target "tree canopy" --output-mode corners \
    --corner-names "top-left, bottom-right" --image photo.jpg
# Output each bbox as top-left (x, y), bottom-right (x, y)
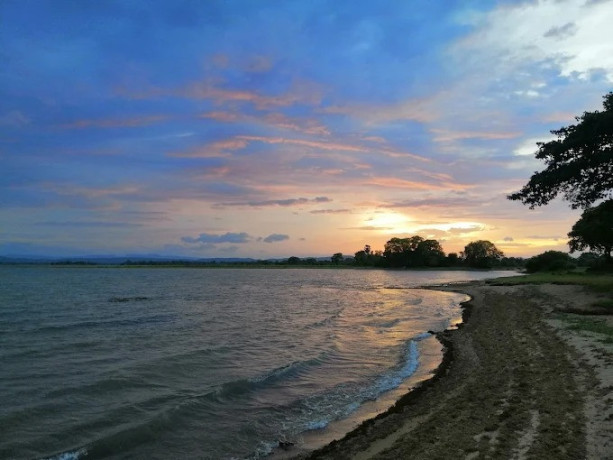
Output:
top-left (568, 200), bottom-right (613, 263)
top-left (508, 92), bottom-right (613, 209)
top-left (525, 250), bottom-right (575, 273)
top-left (462, 240), bottom-right (504, 268)
top-left (382, 236), bottom-right (446, 268)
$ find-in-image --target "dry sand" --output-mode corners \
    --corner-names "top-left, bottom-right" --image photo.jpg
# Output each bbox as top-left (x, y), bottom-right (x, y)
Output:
top-left (286, 282), bottom-right (613, 460)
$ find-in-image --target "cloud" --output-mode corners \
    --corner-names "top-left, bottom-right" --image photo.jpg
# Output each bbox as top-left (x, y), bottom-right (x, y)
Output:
top-left (262, 233), bottom-right (289, 243)
top-left (430, 128), bottom-right (522, 143)
top-left (170, 138), bottom-right (249, 158)
top-left (237, 135), bottom-right (430, 162)
top-left (199, 111), bottom-right (331, 136)
top-left (526, 235), bottom-right (563, 241)
top-left (543, 22), bottom-right (577, 39)
top-left (0, 110), bottom-right (30, 127)
top-left (245, 55), bottom-right (274, 73)
top-left (362, 176), bottom-right (471, 191)
top-left (310, 208), bottom-right (352, 214)
top-left (61, 115), bottom-right (169, 129)
top-left (37, 220), bottom-right (143, 228)
top-left (124, 78), bottom-right (323, 110)
top-left (383, 195), bottom-right (485, 209)
top-left (453, 0), bottom-right (613, 82)
top-left (214, 196), bottom-right (331, 208)
top-left (181, 232), bottom-right (251, 244)
top-left (504, 236), bottom-right (514, 242)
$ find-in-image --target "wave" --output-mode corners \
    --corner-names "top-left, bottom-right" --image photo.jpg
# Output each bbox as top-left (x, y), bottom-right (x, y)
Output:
top-left (34, 355), bottom-right (328, 460)
top-left (43, 447), bottom-right (88, 460)
top-left (249, 354), bottom-right (327, 386)
top-left (108, 296), bottom-right (150, 302)
top-left (25, 313), bottom-right (176, 334)
top-left (298, 337), bottom-right (423, 434)
top-left (304, 308), bottom-right (344, 329)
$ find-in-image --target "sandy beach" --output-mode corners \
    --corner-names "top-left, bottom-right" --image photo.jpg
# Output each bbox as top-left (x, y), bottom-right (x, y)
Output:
top-left (287, 282), bottom-right (613, 460)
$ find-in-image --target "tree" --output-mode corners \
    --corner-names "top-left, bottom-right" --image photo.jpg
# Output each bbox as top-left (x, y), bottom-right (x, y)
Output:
top-left (462, 240), bottom-right (504, 268)
top-left (383, 236), bottom-right (424, 267)
top-left (331, 252), bottom-right (344, 265)
top-left (508, 92), bottom-right (613, 209)
top-left (415, 239), bottom-right (445, 267)
top-left (568, 200), bottom-right (613, 263)
top-left (525, 250), bottom-right (575, 273)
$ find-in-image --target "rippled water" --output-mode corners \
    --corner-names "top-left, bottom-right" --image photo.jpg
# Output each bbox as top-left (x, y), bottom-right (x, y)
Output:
top-left (0, 267), bottom-right (514, 459)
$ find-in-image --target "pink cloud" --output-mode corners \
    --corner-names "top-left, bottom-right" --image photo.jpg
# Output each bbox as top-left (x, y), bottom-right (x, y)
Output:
top-left (362, 176), bottom-right (472, 191)
top-left (199, 111), bottom-right (331, 136)
top-left (120, 77), bottom-right (324, 111)
top-left (200, 111), bottom-right (240, 122)
top-left (430, 128), bottom-right (522, 143)
top-left (322, 95), bottom-right (439, 124)
top-left (169, 138), bottom-right (248, 158)
top-left (236, 135), bottom-right (429, 162)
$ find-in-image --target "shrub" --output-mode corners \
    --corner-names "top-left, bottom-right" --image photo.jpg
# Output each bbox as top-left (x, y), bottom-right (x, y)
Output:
top-left (525, 251), bottom-right (576, 273)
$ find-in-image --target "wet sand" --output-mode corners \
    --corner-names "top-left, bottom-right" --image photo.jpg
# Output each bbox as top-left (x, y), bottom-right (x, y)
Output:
top-left (287, 282), bottom-right (613, 459)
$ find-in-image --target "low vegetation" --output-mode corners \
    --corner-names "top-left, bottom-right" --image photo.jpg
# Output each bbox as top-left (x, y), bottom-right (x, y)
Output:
top-left (566, 317), bottom-right (613, 342)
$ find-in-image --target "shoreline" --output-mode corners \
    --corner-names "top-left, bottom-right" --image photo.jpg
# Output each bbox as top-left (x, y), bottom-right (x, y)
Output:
top-left (280, 281), bottom-right (612, 459)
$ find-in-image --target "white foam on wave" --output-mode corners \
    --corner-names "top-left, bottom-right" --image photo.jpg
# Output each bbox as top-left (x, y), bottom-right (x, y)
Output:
top-left (302, 338), bottom-right (421, 434)
top-left (43, 448), bottom-right (87, 460)
top-left (374, 340), bottom-right (419, 394)
top-left (414, 332), bottom-right (431, 341)
top-left (306, 419), bottom-right (329, 430)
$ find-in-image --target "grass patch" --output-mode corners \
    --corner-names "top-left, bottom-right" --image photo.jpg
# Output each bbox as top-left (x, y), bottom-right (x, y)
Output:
top-left (488, 272), bottom-right (613, 294)
top-left (592, 299), bottom-right (613, 310)
top-left (562, 316), bottom-right (613, 343)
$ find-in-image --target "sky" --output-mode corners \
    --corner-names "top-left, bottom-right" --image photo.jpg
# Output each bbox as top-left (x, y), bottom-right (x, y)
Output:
top-left (1, 0), bottom-right (612, 259)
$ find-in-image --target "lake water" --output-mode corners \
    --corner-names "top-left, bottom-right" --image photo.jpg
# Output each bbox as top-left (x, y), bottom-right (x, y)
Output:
top-left (0, 267), bottom-right (516, 459)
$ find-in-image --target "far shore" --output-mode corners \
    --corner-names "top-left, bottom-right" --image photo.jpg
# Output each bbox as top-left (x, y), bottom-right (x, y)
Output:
top-left (279, 278), bottom-right (613, 459)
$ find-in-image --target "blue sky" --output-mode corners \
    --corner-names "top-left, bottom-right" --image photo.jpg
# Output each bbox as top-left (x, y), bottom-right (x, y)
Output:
top-left (1, 0), bottom-right (612, 258)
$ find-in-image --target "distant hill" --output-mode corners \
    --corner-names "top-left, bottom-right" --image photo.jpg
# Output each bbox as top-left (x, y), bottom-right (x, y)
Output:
top-left (0, 255), bottom-right (258, 265)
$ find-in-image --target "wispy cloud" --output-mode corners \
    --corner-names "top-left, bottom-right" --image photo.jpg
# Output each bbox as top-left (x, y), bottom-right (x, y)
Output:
top-left (199, 111), bottom-right (331, 135)
top-left (310, 208), bottom-right (352, 214)
top-left (214, 197), bottom-right (331, 208)
top-left (182, 232), bottom-right (251, 244)
top-left (262, 233), bottom-right (289, 243)
top-left (0, 110), bottom-right (30, 127)
top-left (61, 115), bottom-right (169, 129)
top-left (123, 79), bottom-right (324, 110)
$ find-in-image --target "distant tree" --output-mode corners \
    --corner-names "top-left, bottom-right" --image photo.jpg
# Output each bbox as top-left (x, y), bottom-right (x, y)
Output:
top-left (525, 251), bottom-right (575, 273)
top-left (383, 236), bottom-right (425, 267)
top-left (304, 257), bottom-right (318, 265)
top-left (576, 252), bottom-right (603, 267)
top-left (446, 252), bottom-right (460, 266)
top-left (462, 240), bottom-right (504, 268)
top-left (331, 252), bottom-right (344, 265)
top-left (287, 256), bottom-right (301, 265)
top-left (499, 257), bottom-right (526, 268)
top-left (508, 92), bottom-right (613, 210)
top-left (415, 239), bottom-right (445, 266)
top-left (568, 200), bottom-right (613, 264)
